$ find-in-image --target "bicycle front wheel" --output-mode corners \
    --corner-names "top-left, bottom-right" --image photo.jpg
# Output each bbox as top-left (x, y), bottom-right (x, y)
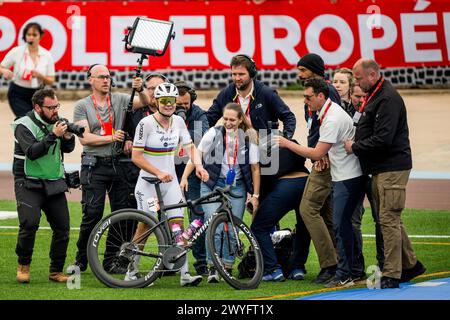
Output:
top-left (87, 209), bottom-right (166, 288)
top-left (207, 212), bottom-right (263, 290)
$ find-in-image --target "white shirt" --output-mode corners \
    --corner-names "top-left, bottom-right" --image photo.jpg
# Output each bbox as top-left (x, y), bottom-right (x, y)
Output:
top-left (133, 114), bottom-right (192, 178)
top-left (236, 81), bottom-right (254, 116)
top-left (318, 98), bottom-right (362, 182)
top-left (198, 127), bottom-right (259, 179)
top-left (1, 45), bottom-right (55, 88)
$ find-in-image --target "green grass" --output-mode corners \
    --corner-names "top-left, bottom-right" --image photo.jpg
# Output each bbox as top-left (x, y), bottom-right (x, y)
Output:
top-left (0, 200), bottom-right (449, 300)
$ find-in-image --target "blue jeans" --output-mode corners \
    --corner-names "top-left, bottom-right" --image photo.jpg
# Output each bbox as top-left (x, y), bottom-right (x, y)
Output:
top-left (175, 164), bottom-right (207, 272)
top-left (332, 175), bottom-right (366, 280)
top-left (251, 177), bottom-right (309, 275)
top-left (201, 178), bottom-right (247, 267)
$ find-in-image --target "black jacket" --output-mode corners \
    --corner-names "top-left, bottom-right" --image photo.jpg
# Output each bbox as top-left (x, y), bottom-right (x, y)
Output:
top-left (352, 79), bottom-right (412, 174)
top-left (185, 104), bottom-right (210, 146)
top-left (207, 80), bottom-right (296, 139)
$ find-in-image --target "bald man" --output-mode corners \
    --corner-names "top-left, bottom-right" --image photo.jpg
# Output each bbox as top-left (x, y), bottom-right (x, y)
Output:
top-left (344, 59), bottom-right (425, 289)
top-left (70, 64), bottom-right (150, 274)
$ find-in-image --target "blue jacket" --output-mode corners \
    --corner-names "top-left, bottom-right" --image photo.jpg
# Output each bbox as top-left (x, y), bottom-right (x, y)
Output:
top-left (186, 104), bottom-right (210, 146)
top-left (207, 80), bottom-right (296, 139)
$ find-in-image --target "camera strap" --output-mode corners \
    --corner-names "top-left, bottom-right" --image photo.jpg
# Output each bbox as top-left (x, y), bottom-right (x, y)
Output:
top-left (28, 112), bottom-right (61, 158)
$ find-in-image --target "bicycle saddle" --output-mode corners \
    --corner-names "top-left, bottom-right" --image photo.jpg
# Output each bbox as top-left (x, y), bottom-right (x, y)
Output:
top-left (142, 177), bottom-right (162, 184)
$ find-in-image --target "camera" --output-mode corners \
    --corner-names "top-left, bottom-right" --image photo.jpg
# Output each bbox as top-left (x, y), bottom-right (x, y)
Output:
top-left (65, 170), bottom-right (80, 189)
top-left (59, 118), bottom-right (85, 137)
top-left (175, 105), bottom-right (187, 121)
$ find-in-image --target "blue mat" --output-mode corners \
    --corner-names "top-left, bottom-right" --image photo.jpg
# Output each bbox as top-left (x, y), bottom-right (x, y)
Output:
top-left (299, 278), bottom-right (450, 300)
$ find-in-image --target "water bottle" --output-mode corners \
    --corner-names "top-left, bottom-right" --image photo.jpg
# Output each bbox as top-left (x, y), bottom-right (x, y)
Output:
top-left (182, 219), bottom-right (203, 240)
top-left (171, 223), bottom-right (185, 246)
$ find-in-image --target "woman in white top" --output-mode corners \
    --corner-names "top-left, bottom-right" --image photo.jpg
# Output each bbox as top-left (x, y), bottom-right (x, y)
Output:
top-left (0, 23), bottom-right (55, 118)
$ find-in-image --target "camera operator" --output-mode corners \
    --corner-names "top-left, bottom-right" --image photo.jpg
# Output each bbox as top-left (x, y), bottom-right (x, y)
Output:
top-left (174, 81), bottom-right (210, 276)
top-left (12, 88), bottom-right (74, 283)
top-left (70, 64), bottom-right (150, 274)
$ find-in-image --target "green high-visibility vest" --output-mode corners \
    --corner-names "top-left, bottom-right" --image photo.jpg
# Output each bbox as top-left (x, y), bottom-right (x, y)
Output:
top-left (12, 112), bottom-right (64, 180)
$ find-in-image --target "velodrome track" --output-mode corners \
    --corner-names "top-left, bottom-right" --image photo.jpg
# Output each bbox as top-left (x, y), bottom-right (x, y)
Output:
top-left (1, 89), bottom-right (449, 209)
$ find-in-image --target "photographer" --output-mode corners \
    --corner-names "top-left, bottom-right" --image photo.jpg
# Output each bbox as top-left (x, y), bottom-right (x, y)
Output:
top-left (174, 81), bottom-right (210, 276)
top-left (12, 88), bottom-right (74, 283)
top-left (70, 64), bottom-right (150, 273)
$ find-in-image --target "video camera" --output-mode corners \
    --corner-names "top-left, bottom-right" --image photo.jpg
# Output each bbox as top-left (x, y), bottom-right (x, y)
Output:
top-left (58, 118), bottom-right (85, 137)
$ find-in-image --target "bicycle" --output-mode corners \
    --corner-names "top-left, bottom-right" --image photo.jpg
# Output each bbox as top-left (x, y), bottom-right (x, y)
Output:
top-left (87, 176), bottom-right (264, 290)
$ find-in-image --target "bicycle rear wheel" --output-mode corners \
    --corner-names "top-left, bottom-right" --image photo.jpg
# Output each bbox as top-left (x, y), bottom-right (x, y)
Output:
top-left (87, 209), bottom-right (166, 288)
top-left (207, 212), bottom-right (263, 290)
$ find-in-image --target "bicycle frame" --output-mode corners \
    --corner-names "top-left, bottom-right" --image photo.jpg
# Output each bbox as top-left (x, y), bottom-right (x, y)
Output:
top-left (130, 182), bottom-right (241, 265)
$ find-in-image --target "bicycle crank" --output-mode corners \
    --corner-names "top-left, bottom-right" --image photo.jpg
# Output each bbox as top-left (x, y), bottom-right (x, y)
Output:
top-left (162, 246), bottom-right (186, 271)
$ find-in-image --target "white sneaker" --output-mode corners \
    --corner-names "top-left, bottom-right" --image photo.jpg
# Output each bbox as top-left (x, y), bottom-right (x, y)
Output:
top-left (207, 267), bottom-right (220, 283)
top-left (180, 272), bottom-right (202, 287)
top-left (124, 255), bottom-right (140, 281)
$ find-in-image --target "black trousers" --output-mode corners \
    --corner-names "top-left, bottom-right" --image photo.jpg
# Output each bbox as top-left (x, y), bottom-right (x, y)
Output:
top-left (8, 82), bottom-right (37, 119)
top-left (14, 179), bottom-right (70, 273)
top-left (75, 159), bottom-right (130, 266)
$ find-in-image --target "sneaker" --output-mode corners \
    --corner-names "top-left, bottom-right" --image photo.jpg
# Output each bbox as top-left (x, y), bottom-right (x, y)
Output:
top-left (325, 276), bottom-right (355, 288)
top-left (288, 268), bottom-right (306, 280)
top-left (400, 260), bottom-right (426, 283)
top-left (69, 260), bottom-right (87, 272)
top-left (312, 265), bottom-right (336, 284)
top-left (262, 268), bottom-right (286, 282)
top-left (49, 272), bottom-right (69, 283)
top-left (381, 276), bottom-right (400, 289)
top-left (180, 273), bottom-right (203, 287)
top-left (207, 267), bottom-right (220, 283)
top-left (16, 264), bottom-right (30, 284)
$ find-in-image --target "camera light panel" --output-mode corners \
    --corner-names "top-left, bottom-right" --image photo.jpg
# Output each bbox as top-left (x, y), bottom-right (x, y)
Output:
top-left (130, 18), bottom-right (173, 53)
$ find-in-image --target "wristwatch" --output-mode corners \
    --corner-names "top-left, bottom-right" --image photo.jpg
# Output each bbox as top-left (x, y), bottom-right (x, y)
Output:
top-left (252, 194), bottom-right (259, 199)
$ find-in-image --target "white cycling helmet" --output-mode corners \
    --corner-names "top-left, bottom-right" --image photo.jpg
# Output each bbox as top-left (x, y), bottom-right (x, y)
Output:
top-left (154, 82), bottom-right (179, 98)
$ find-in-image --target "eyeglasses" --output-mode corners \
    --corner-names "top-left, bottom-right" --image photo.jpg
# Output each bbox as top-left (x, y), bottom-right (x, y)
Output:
top-left (303, 94), bottom-right (315, 100)
top-left (42, 103), bottom-right (60, 111)
top-left (158, 97), bottom-right (176, 105)
top-left (91, 75), bottom-right (112, 80)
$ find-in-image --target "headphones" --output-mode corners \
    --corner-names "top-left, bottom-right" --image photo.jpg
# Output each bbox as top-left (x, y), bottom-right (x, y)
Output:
top-left (232, 54), bottom-right (257, 78)
top-left (87, 64), bottom-right (115, 87)
top-left (145, 72), bottom-right (168, 83)
top-left (174, 81), bottom-right (197, 104)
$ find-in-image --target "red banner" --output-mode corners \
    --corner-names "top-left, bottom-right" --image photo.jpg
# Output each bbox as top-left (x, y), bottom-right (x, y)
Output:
top-left (1, 0), bottom-right (449, 70)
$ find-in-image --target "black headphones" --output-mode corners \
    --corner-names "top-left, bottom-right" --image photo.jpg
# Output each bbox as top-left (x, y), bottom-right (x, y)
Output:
top-left (232, 54), bottom-right (257, 78)
top-left (144, 72), bottom-right (167, 83)
top-left (174, 81), bottom-right (197, 104)
top-left (87, 64), bottom-right (115, 87)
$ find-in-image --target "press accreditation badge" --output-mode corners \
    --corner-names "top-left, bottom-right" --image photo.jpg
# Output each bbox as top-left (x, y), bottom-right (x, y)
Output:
top-left (353, 111), bottom-right (362, 124)
top-left (226, 168), bottom-right (236, 186)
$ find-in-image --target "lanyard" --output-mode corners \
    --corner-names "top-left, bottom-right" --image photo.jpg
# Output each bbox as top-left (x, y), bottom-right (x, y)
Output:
top-left (91, 94), bottom-right (113, 131)
top-left (359, 77), bottom-right (384, 113)
top-left (319, 100), bottom-right (333, 125)
top-left (225, 132), bottom-right (239, 169)
top-left (234, 94), bottom-right (253, 119)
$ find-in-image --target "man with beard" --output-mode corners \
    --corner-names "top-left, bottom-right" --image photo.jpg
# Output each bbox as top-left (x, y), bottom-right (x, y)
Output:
top-left (207, 54), bottom-right (296, 138)
top-left (12, 88), bottom-right (75, 283)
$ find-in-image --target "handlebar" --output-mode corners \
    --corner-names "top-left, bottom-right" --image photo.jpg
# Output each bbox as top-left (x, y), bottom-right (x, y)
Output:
top-left (190, 185), bottom-right (242, 207)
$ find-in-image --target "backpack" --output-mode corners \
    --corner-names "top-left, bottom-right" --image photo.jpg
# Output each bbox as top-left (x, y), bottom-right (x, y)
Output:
top-left (237, 229), bottom-right (295, 279)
